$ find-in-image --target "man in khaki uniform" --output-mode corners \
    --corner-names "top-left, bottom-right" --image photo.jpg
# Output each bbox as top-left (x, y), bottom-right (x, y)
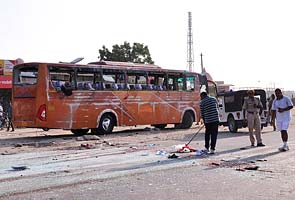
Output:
top-left (243, 90), bottom-right (265, 147)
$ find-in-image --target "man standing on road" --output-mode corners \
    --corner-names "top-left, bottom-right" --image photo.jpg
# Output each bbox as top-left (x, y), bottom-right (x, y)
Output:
top-left (6, 101), bottom-right (14, 132)
top-left (271, 88), bottom-right (293, 151)
top-left (243, 90), bottom-right (265, 147)
top-left (200, 91), bottom-right (219, 154)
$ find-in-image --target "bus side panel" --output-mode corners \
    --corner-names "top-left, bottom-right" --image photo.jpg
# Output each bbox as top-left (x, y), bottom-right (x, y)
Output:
top-left (165, 91), bottom-right (182, 123)
top-left (47, 91), bottom-right (96, 129)
top-left (181, 91), bottom-right (200, 119)
top-left (13, 85), bottom-right (37, 127)
top-left (13, 98), bottom-right (36, 127)
top-left (118, 91), bottom-right (150, 126)
top-left (154, 92), bottom-right (170, 123)
top-left (47, 90), bottom-right (126, 129)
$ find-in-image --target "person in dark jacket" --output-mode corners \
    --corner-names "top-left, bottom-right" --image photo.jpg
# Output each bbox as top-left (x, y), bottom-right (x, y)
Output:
top-left (6, 101), bottom-right (14, 132)
top-left (200, 91), bottom-right (219, 154)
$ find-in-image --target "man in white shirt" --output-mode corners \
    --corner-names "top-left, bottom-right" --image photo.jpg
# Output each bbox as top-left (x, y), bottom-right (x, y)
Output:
top-left (271, 88), bottom-right (294, 151)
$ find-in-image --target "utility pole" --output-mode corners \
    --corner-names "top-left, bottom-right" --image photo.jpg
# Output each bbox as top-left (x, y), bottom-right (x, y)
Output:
top-left (200, 53), bottom-right (204, 73)
top-left (187, 12), bottom-right (194, 72)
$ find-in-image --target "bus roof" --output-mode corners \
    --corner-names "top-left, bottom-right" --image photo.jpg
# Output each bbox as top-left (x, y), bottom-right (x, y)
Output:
top-left (14, 61), bottom-right (201, 75)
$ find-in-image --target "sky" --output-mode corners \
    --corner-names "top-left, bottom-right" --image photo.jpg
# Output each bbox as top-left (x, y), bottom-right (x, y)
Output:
top-left (1, 0), bottom-right (295, 90)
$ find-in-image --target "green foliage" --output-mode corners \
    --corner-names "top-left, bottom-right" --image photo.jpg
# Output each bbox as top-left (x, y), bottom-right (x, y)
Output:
top-left (98, 41), bottom-right (154, 64)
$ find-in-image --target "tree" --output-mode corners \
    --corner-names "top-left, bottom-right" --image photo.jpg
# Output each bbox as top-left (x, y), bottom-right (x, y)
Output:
top-left (98, 42), bottom-right (154, 64)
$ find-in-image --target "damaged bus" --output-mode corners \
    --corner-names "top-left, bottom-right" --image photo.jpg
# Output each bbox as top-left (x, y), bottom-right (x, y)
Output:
top-left (12, 61), bottom-right (216, 135)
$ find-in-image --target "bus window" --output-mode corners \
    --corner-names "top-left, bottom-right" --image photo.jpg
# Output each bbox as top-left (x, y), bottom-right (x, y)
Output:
top-left (167, 75), bottom-right (177, 91)
top-left (14, 65), bottom-right (38, 85)
top-left (127, 72), bottom-right (146, 90)
top-left (208, 81), bottom-right (217, 97)
top-left (157, 76), bottom-right (165, 90)
top-left (101, 69), bottom-right (126, 90)
top-left (49, 66), bottom-right (74, 91)
top-left (103, 74), bottom-right (115, 89)
top-left (177, 77), bottom-right (184, 91)
top-left (186, 76), bottom-right (195, 91)
top-left (77, 72), bottom-right (95, 90)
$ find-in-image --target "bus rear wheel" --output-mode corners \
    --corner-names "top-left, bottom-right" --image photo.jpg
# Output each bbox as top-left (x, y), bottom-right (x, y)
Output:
top-left (97, 114), bottom-right (115, 135)
top-left (71, 129), bottom-right (89, 136)
top-left (175, 112), bottom-right (194, 129)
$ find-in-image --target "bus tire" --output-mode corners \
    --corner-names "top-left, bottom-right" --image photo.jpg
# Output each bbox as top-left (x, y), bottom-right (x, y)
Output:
top-left (42, 128), bottom-right (49, 131)
top-left (71, 129), bottom-right (89, 136)
top-left (153, 124), bottom-right (167, 129)
top-left (180, 111), bottom-right (194, 129)
top-left (228, 116), bottom-right (238, 133)
top-left (97, 114), bottom-right (115, 134)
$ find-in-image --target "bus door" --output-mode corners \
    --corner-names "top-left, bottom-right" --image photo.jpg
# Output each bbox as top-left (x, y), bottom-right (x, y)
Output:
top-left (13, 64), bottom-right (39, 127)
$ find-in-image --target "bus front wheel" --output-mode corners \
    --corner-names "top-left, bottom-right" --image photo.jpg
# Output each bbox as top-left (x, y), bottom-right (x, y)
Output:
top-left (97, 114), bottom-right (115, 135)
top-left (71, 129), bottom-right (89, 136)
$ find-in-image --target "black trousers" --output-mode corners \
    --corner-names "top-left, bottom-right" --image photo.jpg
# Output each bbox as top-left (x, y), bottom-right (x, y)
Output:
top-left (204, 121), bottom-right (219, 150)
top-left (7, 118), bottom-right (14, 131)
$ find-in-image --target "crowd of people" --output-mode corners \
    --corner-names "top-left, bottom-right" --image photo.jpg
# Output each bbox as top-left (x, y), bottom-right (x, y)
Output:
top-left (200, 88), bottom-right (293, 154)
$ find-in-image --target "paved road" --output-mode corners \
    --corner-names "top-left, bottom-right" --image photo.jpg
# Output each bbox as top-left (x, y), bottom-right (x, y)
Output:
top-left (1, 122), bottom-right (295, 200)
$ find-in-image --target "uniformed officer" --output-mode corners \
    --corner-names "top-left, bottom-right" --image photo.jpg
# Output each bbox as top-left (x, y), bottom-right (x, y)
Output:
top-left (242, 90), bottom-right (265, 147)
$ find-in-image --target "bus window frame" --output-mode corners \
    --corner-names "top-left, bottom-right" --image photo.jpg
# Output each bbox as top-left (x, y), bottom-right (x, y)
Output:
top-left (13, 65), bottom-right (39, 85)
top-left (48, 66), bottom-right (75, 90)
top-left (184, 74), bottom-right (196, 92)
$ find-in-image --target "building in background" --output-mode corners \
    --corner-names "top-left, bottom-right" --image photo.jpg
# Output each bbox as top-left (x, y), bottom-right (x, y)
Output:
top-left (0, 58), bottom-right (23, 108)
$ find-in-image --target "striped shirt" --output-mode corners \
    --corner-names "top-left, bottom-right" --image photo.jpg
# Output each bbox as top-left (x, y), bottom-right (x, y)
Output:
top-left (200, 96), bottom-right (219, 123)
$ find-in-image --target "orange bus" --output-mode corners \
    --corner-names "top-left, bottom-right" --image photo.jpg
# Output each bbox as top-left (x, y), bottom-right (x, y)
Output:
top-left (12, 61), bottom-right (216, 135)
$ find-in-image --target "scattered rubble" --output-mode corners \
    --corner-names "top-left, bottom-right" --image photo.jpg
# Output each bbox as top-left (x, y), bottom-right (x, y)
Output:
top-left (11, 165), bottom-right (29, 171)
top-left (156, 150), bottom-right (167, 156)
top-left (168, 153), bottom-right (179, 159)
top-left (76, 135), bottom-right (100, 141)
top-left (80, 143), bottom-right (94, 149)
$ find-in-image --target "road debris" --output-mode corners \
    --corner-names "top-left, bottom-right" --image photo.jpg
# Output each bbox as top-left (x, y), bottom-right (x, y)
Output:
top-left (174, 144), bottom-right (196, 153)
top-left (76, 135), bottom-right (100, 141)
top-left (102, 141), bottom-right (115, 146)
top-left (168, 153), bottom-right (179, 159)
top-left (14, 143), bottom-right (23, 147)
top-left (210, 162), bottom-right (221, 166)
top-left (11, 165), bottom-right (29, 171)
top-left (80, 143), bottom-right (94, 149)
top-left (196, 149), bottom-right (207, 156)
top-left (156, 150), bottom-right (167, 156)
top-left (244, 166), bottom-right (259, 170)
